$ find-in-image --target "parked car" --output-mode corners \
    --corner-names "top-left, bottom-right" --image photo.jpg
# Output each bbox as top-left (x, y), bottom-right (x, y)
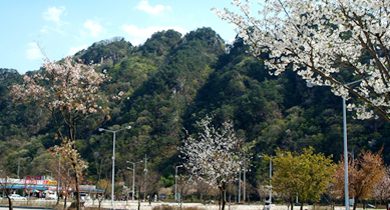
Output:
top-left (9, 194), bottom-right (27, 201)
top-left (203, 200), bottom-right (214, 205)
top-left (263, 201), bottom-right (276, 210)
top-left (80, 193), bottom-right (91, 200)
top-left (45, 191), bottom-right (57, 200)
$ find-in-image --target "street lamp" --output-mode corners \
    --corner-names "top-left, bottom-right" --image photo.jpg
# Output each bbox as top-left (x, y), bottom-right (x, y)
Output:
top-left (142, 154), bottom-right (148, 199)
top-left (238, 170), bottom-right (241, 203)
top-left (259, 155), bottom-right (272, 205)
top-left (99, 125), bottom-right (131, 207)
top-left (175, 165), bottom-right (183, 201)
top-left (238, 159), bottom-right (248, 203)
top-left (307, 79), bottom-right (364, 210)
top-left (126, 161), bottom-right (141, 202)
top-left (243, 160), bottom-right (247, 202)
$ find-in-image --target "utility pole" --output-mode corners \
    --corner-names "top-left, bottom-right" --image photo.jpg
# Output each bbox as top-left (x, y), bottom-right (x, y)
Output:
top-left (17, 159), bottom-right (21, 179)
top-left (143, 154), bottom-right (148, 198)
top-left (126, 161), bottom-right (139, 202)
top-left (57, 155), bottom-right (61, 205)
top-left (175, 165), bottom-right (183, 201)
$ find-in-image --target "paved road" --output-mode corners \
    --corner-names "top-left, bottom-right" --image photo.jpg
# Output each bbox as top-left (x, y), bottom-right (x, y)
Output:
top-left (0, 207), bottom-right (51, 210)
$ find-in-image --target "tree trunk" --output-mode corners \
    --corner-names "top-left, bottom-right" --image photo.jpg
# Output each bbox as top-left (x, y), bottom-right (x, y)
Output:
top-left (64, 195), bottom-right (67, 210)
top-left (353, 196), bottom-right (358, 210)
top-left (219, 195), bottom-right (221, 210)
top-left (219, 182), bottom-right (227, 210)
top-left (7, 196), bottom-right (13, 210)
top-left (57, 187), bottom-right (60, 206)
top-left (75, 168), bottom-right (80, 210)
top-left (300, 201), bottom-right (304, 210)
top-left (290, 200), bottom-right (294, 210)
top-left (98, 198), bottom-right (103, 210)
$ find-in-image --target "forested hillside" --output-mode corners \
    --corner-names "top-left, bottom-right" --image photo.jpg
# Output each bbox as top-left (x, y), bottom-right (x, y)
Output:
top-left (1, 27), bottom-right (389, 197)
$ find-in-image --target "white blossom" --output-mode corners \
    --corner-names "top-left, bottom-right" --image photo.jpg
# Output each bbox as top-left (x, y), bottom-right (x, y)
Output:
top-left (10, 56), bottom-right (112, 126)
top-left (214, 0), bottom-right (390, 121)
top-left (179, 116), bottom-right (250, 190)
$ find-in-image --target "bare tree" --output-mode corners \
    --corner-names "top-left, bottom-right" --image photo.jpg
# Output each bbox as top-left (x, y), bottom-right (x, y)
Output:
top-left (324, 180), bottom-right (341, 210)
top-left (177, 175), bottom-right (194, 202)
top-left (194, 179), bottom-right (215, 203)
top-left (96, 179), bottom-right (110, 210)
top-left (0, 170), bottom-right (20, 210)
top-left (256, 182), bottom-right (270, 203)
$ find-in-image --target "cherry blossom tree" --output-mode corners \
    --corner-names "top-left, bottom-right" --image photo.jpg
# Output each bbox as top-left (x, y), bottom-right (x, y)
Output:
top-left (179, 116), bottom-right (248, 210)
top-left (214, 0), bottom-right (390, 122)
top-left (372, 167), bottom-right (390, 207)
top-left (9, 56), bottom-right (116, 210)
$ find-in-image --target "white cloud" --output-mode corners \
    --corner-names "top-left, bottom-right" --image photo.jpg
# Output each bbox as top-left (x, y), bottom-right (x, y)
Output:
top-left (83, 20), bottom-right (106, 37)
top-left (40, 25), bottom-right (67, 36)
top-left (69, 45), bottom-right (88, 56)
top-left (40, 26), bottom-right (50, 34)
top-left (122, 25), bottom-right (188, 45)
top-left (130, 39), bottom-right (143, 46)
top-left (43, 6), bottom-right (66, 25)
top-left (135, 0), bottom-right (171, 15)
top-left (227, 38), bottom-right (235, 45)
top-left (26, 42), bottom-right (44, 60)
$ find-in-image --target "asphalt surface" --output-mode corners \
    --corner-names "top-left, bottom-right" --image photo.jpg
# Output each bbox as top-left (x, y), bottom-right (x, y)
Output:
top-left (0, 207), bottom-right (52, 210)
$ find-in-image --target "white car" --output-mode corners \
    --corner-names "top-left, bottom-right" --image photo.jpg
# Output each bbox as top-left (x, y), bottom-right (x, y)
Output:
top-left (80, 193), bottom-right (91, 200)
top-left (46, 191), bottom-right (57, 200)
top-left (9, 194), bottom-right (27, 201)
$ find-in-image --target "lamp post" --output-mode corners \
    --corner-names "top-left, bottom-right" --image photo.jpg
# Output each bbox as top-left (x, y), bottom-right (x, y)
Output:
top-left (142, 154), bottom-right (148, 199)
top-left (259, 155), bottom-right (272, 204)
top-left (243, 161), bottom-right (246, 202)
top-left (126, 161), bottom-right (140, 202)
top-left (99, 125), bottom-right (131, 207)
top-left (175, 165), bottom-right (183, 201)
top-left (238, 170), bottom-right (241, 203)
top-left (307, 79), bottom-right (364, 210)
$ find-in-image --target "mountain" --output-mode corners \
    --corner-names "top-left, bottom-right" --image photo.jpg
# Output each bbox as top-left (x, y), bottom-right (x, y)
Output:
top-left (1, 27), bottom-right (389, 199)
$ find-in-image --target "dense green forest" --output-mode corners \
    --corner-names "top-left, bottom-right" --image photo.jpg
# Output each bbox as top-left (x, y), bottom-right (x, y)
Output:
top-left (1, 27), bottom-right (389, 200)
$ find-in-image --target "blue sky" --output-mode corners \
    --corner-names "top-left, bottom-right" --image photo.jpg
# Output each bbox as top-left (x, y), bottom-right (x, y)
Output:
top-left (0, 0), bottom-right (240, 74)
